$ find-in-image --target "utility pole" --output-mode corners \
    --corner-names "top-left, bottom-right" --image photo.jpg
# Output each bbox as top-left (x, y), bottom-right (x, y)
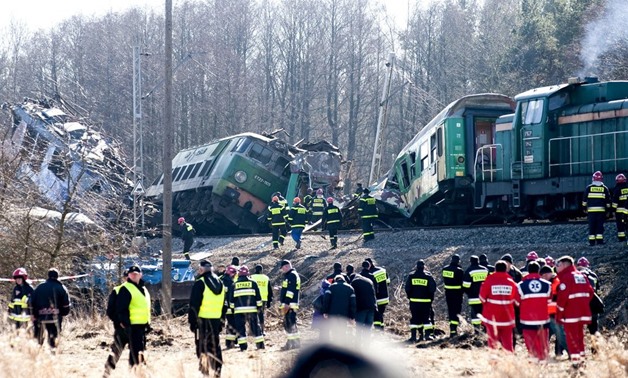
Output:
top-left (132, 45), bottom-right (147, 236)
top-left (162, 0), bottom-right (173, 317)
top-left (369, 52), bottom-right (395, 185)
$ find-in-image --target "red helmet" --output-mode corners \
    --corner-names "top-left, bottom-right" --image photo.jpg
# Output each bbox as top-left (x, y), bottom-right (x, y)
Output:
top-left (293, 197), bottom-right (301, 204)
top-left (526, 251), bottom-right (538, 261)
top-left (12, 268), bottom-right (27, 279)
top-left (592, 171), bottom-right (603, 181)
top-left (238, 265), bottom-right (250, 276)
top-left (178, 217), bottom-right (185, 225)
top-left (226, 265), bottom-right (237, 276)
top-left (544, 256), bottom-right (555, 268)
top-left (577, 257), bottom-right (590, 268)
top-left (327, 197), bottom-right (334, 204)
top-left (616, 173), bottom-right (626, 183)
top-left (316, 188), bottom-right (323, 195)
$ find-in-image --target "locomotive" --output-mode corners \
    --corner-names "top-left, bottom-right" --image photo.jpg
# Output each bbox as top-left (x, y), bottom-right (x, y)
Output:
top-left (376, 78), bottom-right (628, 225)
top-left (144, 132), bottom-right (343, 235)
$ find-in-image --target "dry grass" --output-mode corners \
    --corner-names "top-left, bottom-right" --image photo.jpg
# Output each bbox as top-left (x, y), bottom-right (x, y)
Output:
top-left (0, 314), bottom-right (625, 377)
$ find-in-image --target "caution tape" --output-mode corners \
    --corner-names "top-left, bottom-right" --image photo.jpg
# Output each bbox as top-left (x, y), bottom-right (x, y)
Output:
top-left (0, 273), bottom-right (89, 284)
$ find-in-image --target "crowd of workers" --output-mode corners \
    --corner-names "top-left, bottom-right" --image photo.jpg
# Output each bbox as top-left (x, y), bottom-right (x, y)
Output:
top-left (584, 171), bottom-right (627, 246)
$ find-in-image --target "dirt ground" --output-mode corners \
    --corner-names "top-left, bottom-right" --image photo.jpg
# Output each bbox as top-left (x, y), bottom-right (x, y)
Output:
top-left (1, 225), bottom-right (627, 377)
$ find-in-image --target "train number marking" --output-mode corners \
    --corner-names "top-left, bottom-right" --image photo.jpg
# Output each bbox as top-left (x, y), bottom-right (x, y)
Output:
top-left (254, 175), bottom-right (271, 187)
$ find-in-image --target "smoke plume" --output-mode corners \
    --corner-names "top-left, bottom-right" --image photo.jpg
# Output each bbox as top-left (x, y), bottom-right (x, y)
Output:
top-left (580, 0), bottom-right (628, 76)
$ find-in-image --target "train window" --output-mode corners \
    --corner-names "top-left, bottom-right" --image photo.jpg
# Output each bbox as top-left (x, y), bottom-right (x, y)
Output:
top-left (409, 152), bottom-right (417, 178)
top-left (153, 174), bottom-right (163, 186)
top-left (249, 143), bottom-right (273, 164)
top-left (198, 160), bottom-right (214, 177)
top-left (521, 99), bottom-right (544, 125)
top-left (189, 162), bottom-right (202, 179)
top-left (400, 161), bottom-right (410, 188)
top-left (275, 156), bottom-right (291, 177)
top-left (172, 167), bottom-right (183, 181)
top-left (233, 138), bottom-right (252, 153)
top-left (549, 92), bottom-right (569, 111)
top-left (181, 164), bottom-right (196, 180)
top-left (437, 127), bottom-right (443, 156)
top-left (420, 142), bottom-right (429, 171)
top-left (212, 140), bottom-right (230, 156)
top-left (172, 167), bottom-right (185, 182)
top-left (430, 133), bottom-right (437, 163)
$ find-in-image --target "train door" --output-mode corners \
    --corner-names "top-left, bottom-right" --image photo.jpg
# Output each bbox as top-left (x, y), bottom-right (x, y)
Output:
top-left (474, 117), bottom-right (495, 168)
top-left (518, 98), bottom-right (546, 179)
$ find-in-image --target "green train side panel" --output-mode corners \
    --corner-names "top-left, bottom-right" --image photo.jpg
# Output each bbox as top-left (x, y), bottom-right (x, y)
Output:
top-left (495, 114), bottom-right (514, 180)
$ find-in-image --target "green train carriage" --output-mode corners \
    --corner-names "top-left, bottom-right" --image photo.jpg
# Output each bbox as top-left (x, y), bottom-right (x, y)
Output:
top-left (477, 78), bottom-right (628, 220)
top-left (381, 94), bottom-right (515, 225)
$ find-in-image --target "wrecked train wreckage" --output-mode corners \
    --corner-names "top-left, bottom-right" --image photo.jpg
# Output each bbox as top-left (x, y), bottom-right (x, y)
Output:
top-left (2, 98), bottom-right (133, 225)
top-left (143, 132), bottom-right (345, 235)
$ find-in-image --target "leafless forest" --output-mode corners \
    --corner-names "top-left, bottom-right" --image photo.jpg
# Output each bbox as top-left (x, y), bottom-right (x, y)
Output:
top-left (1, 0), bottom-right (627, 188)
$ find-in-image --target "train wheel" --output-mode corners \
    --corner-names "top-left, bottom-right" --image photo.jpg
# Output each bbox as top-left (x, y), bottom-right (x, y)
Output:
top-left (441, 208), bottom-right (454, 226)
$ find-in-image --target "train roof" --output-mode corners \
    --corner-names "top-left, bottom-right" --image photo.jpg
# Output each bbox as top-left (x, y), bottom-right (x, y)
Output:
top-left (175, 132), bottom-right (274, 153)
top-left (515, 80), bottom-right (628, 102)
top-left (398, 93), bottom-right (514, 156)
top-left (515, 84), bottom-right (570, 101)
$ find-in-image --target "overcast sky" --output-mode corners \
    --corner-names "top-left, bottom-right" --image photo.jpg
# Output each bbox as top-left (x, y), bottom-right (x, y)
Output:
top-left (1, 0), bottom-right (416, 32)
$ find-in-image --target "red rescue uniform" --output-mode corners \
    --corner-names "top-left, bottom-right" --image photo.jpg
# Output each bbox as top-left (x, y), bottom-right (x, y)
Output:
top-left (479, 271), bottom-right (518, 352)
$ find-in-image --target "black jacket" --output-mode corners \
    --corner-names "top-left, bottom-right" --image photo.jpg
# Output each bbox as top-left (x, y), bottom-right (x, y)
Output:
top-left (189, 272), bottom-right (224, 329)
top-left (359, 268), bottom-right (378, 297)
top-left (405, 269), bottom-right (436, 301)
top-left (31, 279), bottom-right (70, 322)
top-left (350, 274), bottom-right (377, 312)
top-left (115, 279), bottom-right (149, 327)
top-left (181, 222), bottom-right (195, 241)
top-left (441, 263), bottom-right (464, 292)
top-left (323, 281), bottom-right (356, 319)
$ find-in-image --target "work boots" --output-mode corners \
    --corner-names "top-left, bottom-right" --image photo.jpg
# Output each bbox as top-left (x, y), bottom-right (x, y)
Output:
top-left (405, 329), bottom-right (417, 343)
top-left (425, 328), bottom-right (435, 341)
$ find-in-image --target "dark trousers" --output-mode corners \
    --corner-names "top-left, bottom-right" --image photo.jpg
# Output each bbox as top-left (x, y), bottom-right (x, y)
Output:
top-left (183, 238), bottom-right (193, 259)
top-left (271, 226), bottom-right (287, 248)
top-left (587, 212), bottom-right (606, 244)
top-left (195, 318), bottom-right (223, 375)
top-left (409, 302), bottom-right (432, 337)
top-left (588, 313), bottom-right (599, 334)
top-left (616, 212), bottom-right (626, 240)
top-left (373, 303), bottom-right (387, 328)
top-left (225, 313), bottom-right (237, 348)
top-left (283, 309), bottom-right (300, 348)
top-left (469, 302), bottom-right (483, 330)
top-left (34, 319), bottom-right (61, 348)
top-left (258, 305), bottom-right (266, 334)
top-left (234, 312), bottom-right (264, 350)
top-left (445, 290), bottom-right (463, 335)
top-left (361, 219), bottom-right (374, 241)
top-left (327, 226), bottom-right (339, 247)
top-left (104, 327), bottom-right (129, 374)
top-left (127, 324), bottom-right (147, 366)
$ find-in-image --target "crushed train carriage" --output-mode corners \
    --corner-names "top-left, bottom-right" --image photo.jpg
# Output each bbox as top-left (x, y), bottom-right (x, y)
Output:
top-left (143, 132), bottom-right (345, 235)
top-left (2, 98), bottom-right (133, 223)
top-left (374, 78), bottom-right (628, 225)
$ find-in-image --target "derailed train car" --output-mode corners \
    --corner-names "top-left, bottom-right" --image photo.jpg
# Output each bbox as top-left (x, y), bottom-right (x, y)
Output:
top-left (144, 132), bottom-right (343, 235)
top-left (2, 98), bottom-right (132, 221)
top-left (376, 78), bottom-right (628, 225)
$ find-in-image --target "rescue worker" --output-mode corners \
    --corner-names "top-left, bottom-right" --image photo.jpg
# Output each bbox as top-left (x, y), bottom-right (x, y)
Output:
top-left (353, 183), bottom-right (364, 199)
top-left (325, 262), bottom-right (348, 284)
top-left (287, 197), bottom-right (308, 249)
top-left (229, 265), bottom-right (264, 351)
top-left (520, 251), bottom-right (539, 274)
top-left (442, 254), bottom-right (464, 337)
top-left (267, 196), bottom-right (288, 249)
top-left (322, 197), bottom-right (342, 249)
top-left (350, 271), bottom-right (377, 342)
top-left (250, 264), bottom-right (272, 335)
top-left (479, 254), bottom-right (494, 273)
top-left (405, 260), bottom-right (436, 343)
top-left (178, 217), bottom-right (196, 260)
top-left (104, 270), bottom-right (129, 377)
top-left (501, 253), bottom-right (523, 346)
top-left (540, 265), bottom-right (567, 358)
top-left (31, 268), bottom-right (71, 350)
top-left (221, 265), bottom-right (238, 349)
top-left (462, 255), bottom-right (488, 333)
top-left (358, 189), bottom-right (378, 242)
top-left (303, 188), bottom-right (314, 210)
top-left (582, 171), bottom-right (611, 245)
top-left (279, 260), bottom-right (301, 350)
top-left (8, 267), bottom-right (33, 328)
top-left (576, 257), bottom-right (601, 334)
top-left (479, 260), bottom-right (518, 352)
top-left (612, 173), bottom-right (627, 242)
top-left (556, 256), bottom-right (594, 367)
top-left (517, 262), bottom-right (552, 361)
top-left (322, 275), bottom-right (356, 341)
top-left (365, 258), bottom-right (389, 330)
top-left (310, 189), bottom-right (326, 230)
top-left (115, 265), bottom-right (150, 366)
top-left (544, 256), bottom-right (556, 269)
top-left (345, 264), bottom-right (355, 283)
top-left (188, 260), bottom-right (225, 377)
